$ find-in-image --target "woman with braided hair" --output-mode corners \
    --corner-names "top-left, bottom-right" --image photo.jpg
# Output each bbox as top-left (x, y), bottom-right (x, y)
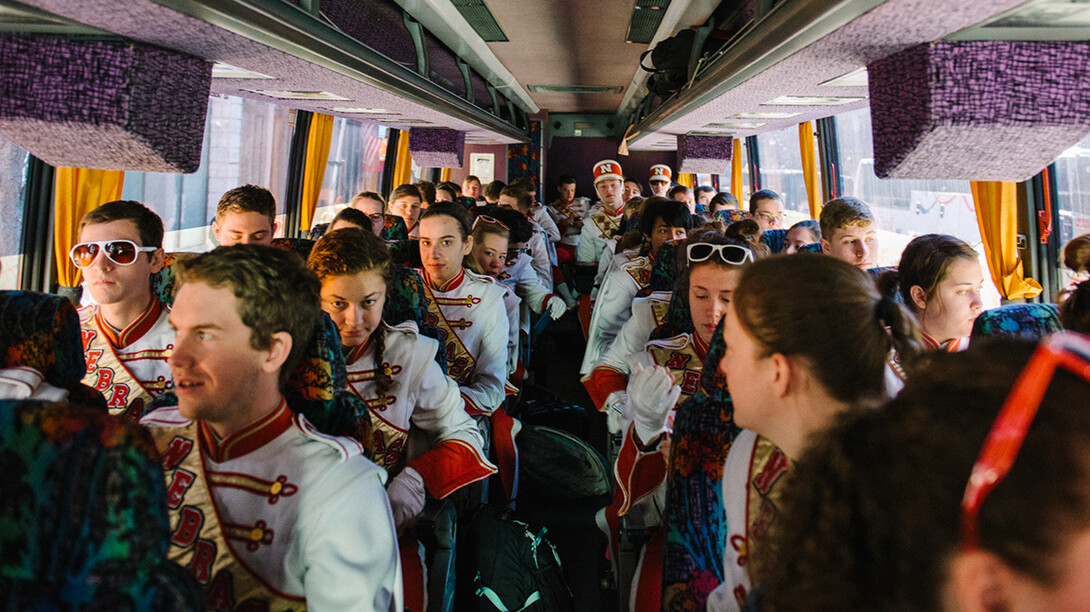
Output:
top-left (307, 227), bottom-right (495, 611)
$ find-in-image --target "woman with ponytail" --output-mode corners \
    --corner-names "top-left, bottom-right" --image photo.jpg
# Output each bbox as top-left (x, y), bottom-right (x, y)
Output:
top-left (307, 228), bottom-right (496, 610)
top-left (708, 254), bottom-right (922, 610)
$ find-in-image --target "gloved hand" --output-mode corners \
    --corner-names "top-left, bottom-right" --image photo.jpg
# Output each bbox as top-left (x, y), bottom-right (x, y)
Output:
top-left (547, 295), bottom-right (567, 320)
top-left (603, 390), bottom-right (629, 435)
top-left (627, 363), bottom-right (681, 445)
top-left (386, 466), bottom-right (426, 533)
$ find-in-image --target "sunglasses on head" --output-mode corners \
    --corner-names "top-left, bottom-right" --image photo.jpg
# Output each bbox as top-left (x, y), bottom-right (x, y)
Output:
top-left (687, 242), bottom-right (754, 266)
top-left (70, 240), bottom-right (158, 269)
top-left (472, 215), bottom-right (510, 231)
top-left (961, 331), bottom-right (1090, 550)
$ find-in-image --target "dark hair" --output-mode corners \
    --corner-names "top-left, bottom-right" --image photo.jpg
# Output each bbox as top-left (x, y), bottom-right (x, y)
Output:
top-left (623, 175), bottom-right (639, 185)
top-left (79, 200), bottom-right (164, 250)
top-left (307, 228), bottom-right (396, 396)
top-left (419, 202), bottom-right (473, 240)
top-left (557, 174), bottom-right (576, 187)
top-left (350, 191), bottom-right (386, 209)
top-left (896, 234), bottom-right (978, 313)
top-left (709, 192), bottom-right (739, 212)
top-left (508, 177), bottom-right (535, 194)
top-left (498, 185), bottom-right (532, 213)
top-left (734, 254), bottom-right (921, 404)
top-left (1059, 279), bottom-right (1090, 334)
top-left (177, 245), bottom-right (320, 385)
top-left (480, 206), bottom-right (533, 244)
top-left (638, 197), bottom-right (693, 237)
top-left (216, 184), bottom-right (276, 224)
top-left (414, 180), bottom-right (436, 204)
top-left (329, 207), bottom-right (371, 231)
top-left (748, 188), bottom-right (782, 215)
top-left (757, 340), bottom-right (1090, 610)
top-left (788, 219), bottom-right (822, 240)
top-left (463, 175), bottom-right (481, 186)
top-left (436, 183), bottom-right (458, 201)
top-left (819, 196), bottom-right (874, 238)
top-left (725, 219), bottom-right (769, 257)
top-left (438, 181), bottom-right (461, 195)
top-left (388, 184), bottom-right (422, 208)
top-left (1063, 234), bottom-right (1090, 273)
top-left (484, 180), bottom-right (506, 202)
top-left (668, 229), bottom-right (756, 336)
top-left (694, 185), bottom-right (715, 196)
top-left (668, 185), bottom-right (693, 199)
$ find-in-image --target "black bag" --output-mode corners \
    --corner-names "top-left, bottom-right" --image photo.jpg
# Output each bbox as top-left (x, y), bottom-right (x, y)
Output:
top-left (457, 505), bottom-right (575, 611)
top-left (518, 425), bottom-right (611, 500)
top-left (640, 28), bottom-right (696, 96)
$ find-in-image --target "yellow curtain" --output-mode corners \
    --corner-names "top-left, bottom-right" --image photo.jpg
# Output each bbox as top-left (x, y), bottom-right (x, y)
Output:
top-left (440, 167), bottom-right (451, 182)
top-left (54, 168), bottom-right (126, 288)
top-left (969, 181), bottom-right (1042, 300)
top-left (677, 173), bottom-right (694, 188)
top-left (392, 130), bottom-right (413, 190)
top-left (799, 121), bottom-right (823, 220)
top-left (731, 139), bottom-right (743, 202)
top-left (299, 112), bottom-right (335, 232)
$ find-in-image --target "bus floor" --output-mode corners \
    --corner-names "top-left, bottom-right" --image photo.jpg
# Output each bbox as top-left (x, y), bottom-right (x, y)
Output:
top-left (517, 309), bottom-right (616, 611)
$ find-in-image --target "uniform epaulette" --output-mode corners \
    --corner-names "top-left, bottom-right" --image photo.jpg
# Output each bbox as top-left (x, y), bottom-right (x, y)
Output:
top-left (77, 304), bottom-right (95, 323)
top-left (140, 405), bottom-right (189, 427)
top-left (620, 255), bottom-right (651, 271)
top-left (387, 320), bottom-right (421, 336)
top-left (295, 413), bottom-right (366, 460)
top-left (645, 333), bottom-right (692, 352)
top-left (463, 269), bottom-right (496, 284)
top-left (643, 291), bottom-right (672, 302)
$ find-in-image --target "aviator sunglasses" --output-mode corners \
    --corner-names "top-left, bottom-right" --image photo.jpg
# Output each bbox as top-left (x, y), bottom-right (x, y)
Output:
top-left (687, 242), bottom-right (755, 266)
top-left (960, 331), bottom-right (1090, 550)
top-left (70, 240), bottom-right (158, 269)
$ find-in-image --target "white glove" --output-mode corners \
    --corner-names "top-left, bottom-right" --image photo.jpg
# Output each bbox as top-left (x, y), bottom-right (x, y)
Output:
top-left (386, 466), bottom-right (426, 533)
top-left (547, 295), bottom-right (567, 320)
top-left (627, 363), bottom-right (681, 445)
top-left (604, 390), bottom-right (630, 435)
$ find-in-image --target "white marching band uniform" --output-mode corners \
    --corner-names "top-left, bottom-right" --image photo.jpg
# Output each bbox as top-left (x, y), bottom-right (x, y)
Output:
top-left (548, 197), bottom-right (591, 249)
top-left (141, 401), bottom-right (403, 611)
top-left (79, 298), bottom-right (174, 418)
top-left (580, 255), bottom-right (654, 375)
top-left (576, 201), bottom-right (623, 266)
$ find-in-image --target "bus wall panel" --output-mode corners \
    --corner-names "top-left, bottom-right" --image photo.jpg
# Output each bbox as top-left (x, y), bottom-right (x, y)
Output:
top-left (544, 137), bottom-right (675, 200)
top-left (0, 37), bottom-right (211, 173)
top-left (869, 41), bottom-right (1090, 182)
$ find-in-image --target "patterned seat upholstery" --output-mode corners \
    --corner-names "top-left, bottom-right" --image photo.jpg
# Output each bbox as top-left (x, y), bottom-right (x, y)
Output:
top-left (0, 399), bottom-right (201, 610)
top-left (0, 290), bottom-right (105, 408)
top-left (661, 318), bottom-right (740, 609)
top-left (713, 209), bottom-right (748, 224)
top-left (971, 303), bottom-right (1063, 341)
top-left (761, 228), bottom-right (788, 254)
top-left (797, 242), bottom-right (823, 253)
top-left (640, 239), bottom-right (686, 296)
top-left (309, 214), bottom-right (408, 242)
top-left (271, 236), bottom-right (316, 259)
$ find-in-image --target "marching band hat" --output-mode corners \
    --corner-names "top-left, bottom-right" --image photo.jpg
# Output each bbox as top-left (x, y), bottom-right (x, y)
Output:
top-left (649, 164), bottom-right (672, 182)
top-left (593, 159), bottom-right (624, 185)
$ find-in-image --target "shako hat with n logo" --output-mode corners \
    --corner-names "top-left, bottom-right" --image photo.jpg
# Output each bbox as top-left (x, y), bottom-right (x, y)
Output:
top-left (593, 159), bottom-right (624, 185)
top-left (649, 164), bottom-right (672, 182)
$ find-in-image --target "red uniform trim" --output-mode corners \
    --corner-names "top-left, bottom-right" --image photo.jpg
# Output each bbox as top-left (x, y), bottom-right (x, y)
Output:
top-left (95, 298), bottom-right (165, 349)
top-left (582, 366), bottom-right (628, 411)
top-left (408, 438), bottom-right (497, 499)
top-left (615, 427), bottom-right (667, 516)
top-left (199, 399), bottom-right (292, 463)
top-left (421, 267), bottom-right (465, 293)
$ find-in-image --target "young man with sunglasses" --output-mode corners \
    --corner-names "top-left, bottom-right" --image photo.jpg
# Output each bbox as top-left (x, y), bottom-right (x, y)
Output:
top-left (74, 200), bottom-right (172, 417)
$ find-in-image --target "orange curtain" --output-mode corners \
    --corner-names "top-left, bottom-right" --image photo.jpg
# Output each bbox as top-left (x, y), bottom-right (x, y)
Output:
top-left (799, 121), bottom-right (822, 220)
top-left (54, 168), bottom-right (125, 288)
top-left (391, 130), bottom-right (413, 190)
top-left (731, 139), bottom-right (743, 202)
top-left (299, 112), bottom-right (335, 232)
top-left (440, 167), bottom-right (451, 182)
top-left (969, 181), bottom-right (1042, 300)
top-left (677, 173), bottom-right (695, 188)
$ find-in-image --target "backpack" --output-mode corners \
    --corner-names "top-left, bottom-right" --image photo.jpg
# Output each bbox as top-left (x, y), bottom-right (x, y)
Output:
top-left (457, 505), bottom-right (575, 611)
top-left (640, 28), bottom-right (696, 97)
top-left (518, 424), bottom-right (611, 501)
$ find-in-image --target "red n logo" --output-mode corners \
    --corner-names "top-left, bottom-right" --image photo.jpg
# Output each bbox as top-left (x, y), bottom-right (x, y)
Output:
top-left (160, 436), bottom-right (193, 470)
top-left (665, 352), bottom-right (690, 370)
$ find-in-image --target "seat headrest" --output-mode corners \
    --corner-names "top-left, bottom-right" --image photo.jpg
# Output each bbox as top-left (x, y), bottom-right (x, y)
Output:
top-left (0, 290), bottom-right (85, 389)
top-left (971, 303), bottom-right (1063, 341)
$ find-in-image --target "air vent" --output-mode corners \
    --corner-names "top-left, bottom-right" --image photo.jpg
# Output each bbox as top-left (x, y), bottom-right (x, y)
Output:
top-left (527, 85), bottom-right (624, 94)
top-left (627, 0), bottom-right (672, 44)
top-left (246, 89), bottom-right (350, 100)
top-left (762, 95), bottom-right (865, 106)
top-left (452, 0), bottom-right (508, 42)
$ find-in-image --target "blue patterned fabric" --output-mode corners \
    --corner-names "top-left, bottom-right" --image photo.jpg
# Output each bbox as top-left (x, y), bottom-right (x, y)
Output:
top-left (798, 242), bottom-right (823, 253)
top-left (0, 399), bottom-right (201, 610)
top-left (642, 240), bottom-right (686, 296)
top-left (761, 229), bottom-right (787, 254)
top-left (714, 209), bottom-right (748, 224)
top-left (971, 303), bottom-right (1062, 341)
top-left (661, 318), bottom-right (739, 609)
top-left (310, 214), bottom-right (408, 242)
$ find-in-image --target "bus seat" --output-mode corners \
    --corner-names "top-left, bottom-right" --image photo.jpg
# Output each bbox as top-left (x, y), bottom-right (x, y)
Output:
top-left (0, 290), bottom-right (105, 408)
top-left (649, 283), bottom-right (694, 341)
top-left (0, 399), bottom-right (201, 610)
top-left (638, 239), bottom-right (685, 298)
top-left (660, 318), bottom-right (741, 609)
top-left (798, 242), bottom-right (823, 253)
top-left (761, 228), bottom-right (787, 254)
top-left (971, 303), bottom-right (1062, 341)
top-left (414, 498), bottom-right (459, 612)
top-left (713, 209), bottom-right (748, 224)
top-left (388, 238), bottom-right (422, 267)
top-left (385, 266), bottom-right (446, 372)
top-left (271, 237), bottom-right (316, 259)
top-left (283, 312), bottom-right (372, 442)
top-left (309, 214), bottom-right (408, 242)
top-left (152, 251), bottom-right (198, 307)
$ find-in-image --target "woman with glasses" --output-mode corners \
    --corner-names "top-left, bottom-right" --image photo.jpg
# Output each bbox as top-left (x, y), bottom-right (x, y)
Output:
top-left (751, 334), bottom-right (1090, 611)
top-left (598, 229), bottom-right (757, 612)
top-left (709, 254), bottom-right (921, 610)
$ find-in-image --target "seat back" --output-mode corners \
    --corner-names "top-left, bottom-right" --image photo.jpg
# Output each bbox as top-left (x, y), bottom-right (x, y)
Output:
top-left (271, 236), bottom-right (316, 259)
top-left (0, 290), bottom-right (85, 390)
top-left (761, 228), bottom-right (787, 254)
top-left (0, 399), bottom-right (200, 609)
top-left (971, 303), bottom-right (1063, 341)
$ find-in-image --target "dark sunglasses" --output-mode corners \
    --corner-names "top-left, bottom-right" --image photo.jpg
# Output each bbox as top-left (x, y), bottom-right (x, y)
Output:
top-left (70, 240), bottom-right (157, 268)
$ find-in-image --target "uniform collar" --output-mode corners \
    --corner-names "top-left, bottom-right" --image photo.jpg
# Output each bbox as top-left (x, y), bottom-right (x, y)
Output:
top-left (199, 398), bottom-right (293, 462)
top-left (344, 337), bottom-right (372, 366)
top-left (96, 297), bottom-right (166, 349)
top-left (693, 331), bottom-right (709, 361)
top-left (921, 331), bottom-right (966, 353)
top-left (423, 267), bottom-right (465, 292)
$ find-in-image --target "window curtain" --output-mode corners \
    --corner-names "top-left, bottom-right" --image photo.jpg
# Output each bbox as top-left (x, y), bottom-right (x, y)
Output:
top-left (440, 167), bottom-right (451, 182)
top-left (299, 112), bottom-right (335, 232)
top-left (730, 139), bottom-right (743, 202)
top-left (799, 121), bottom-right (822, 219)
top-left (677, 173), bottom-right (694, 188)
top-left (969, 181), bottom-right (1042, 300)
top-left (392, 129), bottom-right (413, 189)
top-left (53, 168), bottom-right (125, 288)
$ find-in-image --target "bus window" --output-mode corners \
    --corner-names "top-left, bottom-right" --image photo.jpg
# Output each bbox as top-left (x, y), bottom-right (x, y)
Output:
top-left (1055, 132), bottom-right (1090, 286)
top-left (0, 136), bottom-right (29, 290)
top-left (120, 95), bottom-right (293, 252)
top-left (756, 124), bottom-right (810, 228)
top-left (716, 139), bottom-right (750, 203)
top-left (836, 106), bottom-right (1000, 308)
top-left (313, 119), bottom-right (389, 225)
